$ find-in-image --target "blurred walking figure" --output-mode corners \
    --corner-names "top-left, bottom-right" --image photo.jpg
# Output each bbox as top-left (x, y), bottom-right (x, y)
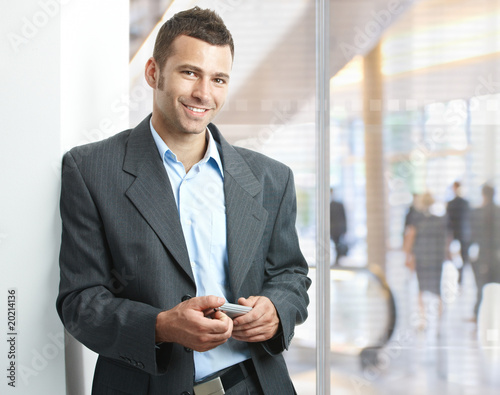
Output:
top-left (330, 188), bottom-right (348, 265)
top-left (403, 193), bottom-right (418, 233)
top-left (470, 184), bottom-right (500, 319)
top-left (446, 181), bottom-right (471, 284)
top-left (404, 192), bottom-right (447, 329)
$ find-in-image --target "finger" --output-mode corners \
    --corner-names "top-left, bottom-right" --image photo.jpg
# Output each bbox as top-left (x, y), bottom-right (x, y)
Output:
top-left (188, 318), bottom-right (233, 350)
top-left (213, 312), bottom-right (234, 339)
top-left (237, 296), bottom-right (258, 307)
top-left (202, 314), bottom-right (233, 334)
top-left (233, 302), bottom-right (266, 326)
top-left (190, 295), bottom-right (226, 311)
top-left (233, 316), bottom-right (278, 339)
top-left (232, 326), bottom-right (272, 343)
top-left (193, 334), bottom-right (231, 351)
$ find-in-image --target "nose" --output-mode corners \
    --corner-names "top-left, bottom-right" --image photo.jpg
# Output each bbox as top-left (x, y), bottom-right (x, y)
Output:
top-left (192, 78), bottom-right (211, 103)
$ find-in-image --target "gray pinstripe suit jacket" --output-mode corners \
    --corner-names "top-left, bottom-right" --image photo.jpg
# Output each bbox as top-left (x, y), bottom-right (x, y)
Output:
top-left (56, 115), bottom-right (311, 394)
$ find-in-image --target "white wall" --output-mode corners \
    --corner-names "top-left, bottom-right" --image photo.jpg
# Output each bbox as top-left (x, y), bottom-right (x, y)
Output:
top-left (0, 1), bottom-right (128, 394)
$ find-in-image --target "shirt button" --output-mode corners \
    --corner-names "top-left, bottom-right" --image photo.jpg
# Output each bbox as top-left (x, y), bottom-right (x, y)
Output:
top-left (190, 262), bottom-right (195, 268)
top-left (185, 219), bottom-right (192, 226)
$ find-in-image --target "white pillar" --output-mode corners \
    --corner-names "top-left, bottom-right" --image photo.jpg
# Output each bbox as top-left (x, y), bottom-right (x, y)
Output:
top-left (1, 1), bottom-right (65, 393)
top-left (0, 1), bottom-right (129, 394)
top-left (61, 2), bottom-right (129, 394)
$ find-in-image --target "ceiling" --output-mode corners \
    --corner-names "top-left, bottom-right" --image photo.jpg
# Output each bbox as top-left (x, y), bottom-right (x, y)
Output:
top-left (129, 0), bottom-right (416, 130)
top-left (128, 0), bottom-right (500, 142)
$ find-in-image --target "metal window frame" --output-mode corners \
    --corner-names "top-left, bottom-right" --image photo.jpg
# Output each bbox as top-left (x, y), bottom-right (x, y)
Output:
top-left (315, 0), bottom-right (331, 394)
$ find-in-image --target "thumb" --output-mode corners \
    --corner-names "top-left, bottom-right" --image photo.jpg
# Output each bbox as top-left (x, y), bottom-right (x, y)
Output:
top-left (191, 295), bottom-right (226, 310)
top-left (237, 296), bottom-right (256, 307)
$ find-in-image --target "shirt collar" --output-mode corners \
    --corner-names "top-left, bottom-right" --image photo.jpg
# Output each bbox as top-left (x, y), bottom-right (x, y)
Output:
top-left (149, 119), bottom-right (224, 177)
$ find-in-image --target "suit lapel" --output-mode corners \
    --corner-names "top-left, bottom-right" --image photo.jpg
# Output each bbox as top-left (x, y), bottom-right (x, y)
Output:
top-left (123, 116), bottom-right (194, 284)
top-left (210, 124), bottom-right (268, 296)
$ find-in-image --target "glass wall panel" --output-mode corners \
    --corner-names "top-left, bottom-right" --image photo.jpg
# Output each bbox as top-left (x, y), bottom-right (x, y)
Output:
top-left (329, 0), bottom-right (500, 394)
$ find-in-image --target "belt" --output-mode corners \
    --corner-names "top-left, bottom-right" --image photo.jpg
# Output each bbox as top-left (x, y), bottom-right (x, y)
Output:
top-left (193, 359), bottom-right (255, 395)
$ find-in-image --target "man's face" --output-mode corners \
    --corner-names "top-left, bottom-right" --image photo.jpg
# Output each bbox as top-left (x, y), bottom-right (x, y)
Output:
top-left (151, 35), bottom-right (232, 137)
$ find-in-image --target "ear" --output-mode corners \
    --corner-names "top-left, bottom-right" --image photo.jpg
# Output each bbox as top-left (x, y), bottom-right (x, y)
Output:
top-left (145, 57), bottom-right (159, 89)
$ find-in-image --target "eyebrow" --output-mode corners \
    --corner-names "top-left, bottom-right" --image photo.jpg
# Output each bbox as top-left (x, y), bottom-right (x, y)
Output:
top-left (178, 64), bottom-right (230, 81)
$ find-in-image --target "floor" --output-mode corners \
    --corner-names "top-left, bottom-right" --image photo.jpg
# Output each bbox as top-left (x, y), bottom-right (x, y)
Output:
top-left (285, 251), bottom-right (500, 394)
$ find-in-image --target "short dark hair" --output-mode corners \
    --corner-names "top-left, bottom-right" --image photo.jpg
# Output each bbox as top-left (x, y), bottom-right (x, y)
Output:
top-left (153, 7), bottom-right (234, 70)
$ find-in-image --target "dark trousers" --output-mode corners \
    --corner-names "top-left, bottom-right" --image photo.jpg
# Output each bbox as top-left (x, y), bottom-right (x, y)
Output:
top-left (455, 238), bottom-right (469, 284)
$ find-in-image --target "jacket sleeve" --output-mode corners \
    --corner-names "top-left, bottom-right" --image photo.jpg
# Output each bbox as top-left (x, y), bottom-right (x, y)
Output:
top-left (56, 151), bottom-right (171, 375)
top-left (259, 168), bottom-right (311, 354)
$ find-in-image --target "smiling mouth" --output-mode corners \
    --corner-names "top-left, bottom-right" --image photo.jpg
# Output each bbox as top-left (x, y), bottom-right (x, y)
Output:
top-left (185, 104), bottom-right (208, 113)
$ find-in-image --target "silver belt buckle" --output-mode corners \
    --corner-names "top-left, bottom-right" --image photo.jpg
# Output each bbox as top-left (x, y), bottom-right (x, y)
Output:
top-left (193, 376), bottom-right (225, 395)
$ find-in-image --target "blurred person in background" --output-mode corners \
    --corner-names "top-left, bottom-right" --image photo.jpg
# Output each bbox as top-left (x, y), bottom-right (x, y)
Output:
top-left (330, 188), bottom-right (348, 265)
top-left (469, 184), bottom-right (500, 320)
top-left (403, 193), bottom-right (418, 234)
top-left (404, 192), bottom-right (448, 329)
top-left (446, 181), bottom-right (471, 285)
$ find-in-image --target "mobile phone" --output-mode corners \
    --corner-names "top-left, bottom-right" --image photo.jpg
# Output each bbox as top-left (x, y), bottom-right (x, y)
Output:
top-left (217, 302), bottom-right (252, 318)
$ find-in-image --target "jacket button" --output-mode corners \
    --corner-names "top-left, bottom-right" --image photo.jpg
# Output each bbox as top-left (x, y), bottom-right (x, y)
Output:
top-left (181, 294), bottom-right (193, 302)
top-left (181, 392), bottom-right (191, 395)
top-left (184, 347), bottom-right (192, 352)
top-left (137, 362), bottom-right (144, 369)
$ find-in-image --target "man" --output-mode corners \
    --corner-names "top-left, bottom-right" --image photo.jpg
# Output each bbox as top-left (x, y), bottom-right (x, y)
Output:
top-left (57, 7), bottom-right (310, 395)
top-left (446, 181), bottom-right (471, 284)
top-left (329, 188), bottom-right (347, 265)
top-left (470, 184), bottom-right (500, 319)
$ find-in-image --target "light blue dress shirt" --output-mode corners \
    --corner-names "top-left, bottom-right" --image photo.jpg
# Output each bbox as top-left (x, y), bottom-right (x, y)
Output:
top-left (150, 121), bottom-right (251, 381)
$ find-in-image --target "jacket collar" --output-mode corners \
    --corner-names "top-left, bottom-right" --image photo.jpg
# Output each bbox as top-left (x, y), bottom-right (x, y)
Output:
top-left (123, 115), bottom-right (268, 296)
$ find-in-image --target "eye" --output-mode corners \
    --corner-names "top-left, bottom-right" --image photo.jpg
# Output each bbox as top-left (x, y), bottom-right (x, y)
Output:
top-left (214, 78), bottom-right (226, 85)
top-left (182, 70), bottom-right (196, 77)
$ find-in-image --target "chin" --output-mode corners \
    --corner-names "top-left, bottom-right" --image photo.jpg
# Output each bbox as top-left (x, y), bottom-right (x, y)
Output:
top-left (183, 123), bottom-right (209, 135)
top-left (182, 127), bottom-right (206, 135)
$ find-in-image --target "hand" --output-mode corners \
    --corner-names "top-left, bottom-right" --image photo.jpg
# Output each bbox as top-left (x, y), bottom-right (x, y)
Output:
top-left (155, 296), bottom-right (233, 352)
top-left (231, 296), bottom-right (279, 343)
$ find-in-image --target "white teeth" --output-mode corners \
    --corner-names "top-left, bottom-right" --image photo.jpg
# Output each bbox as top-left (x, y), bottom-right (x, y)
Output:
top-left (186, 105), bottom-right (206, 113)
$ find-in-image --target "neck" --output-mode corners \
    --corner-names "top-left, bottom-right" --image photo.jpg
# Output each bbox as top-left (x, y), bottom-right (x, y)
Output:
top-left (151, 116), bottom-right (208, 173)
top-left (170, 133), bottom-right (208, 173)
